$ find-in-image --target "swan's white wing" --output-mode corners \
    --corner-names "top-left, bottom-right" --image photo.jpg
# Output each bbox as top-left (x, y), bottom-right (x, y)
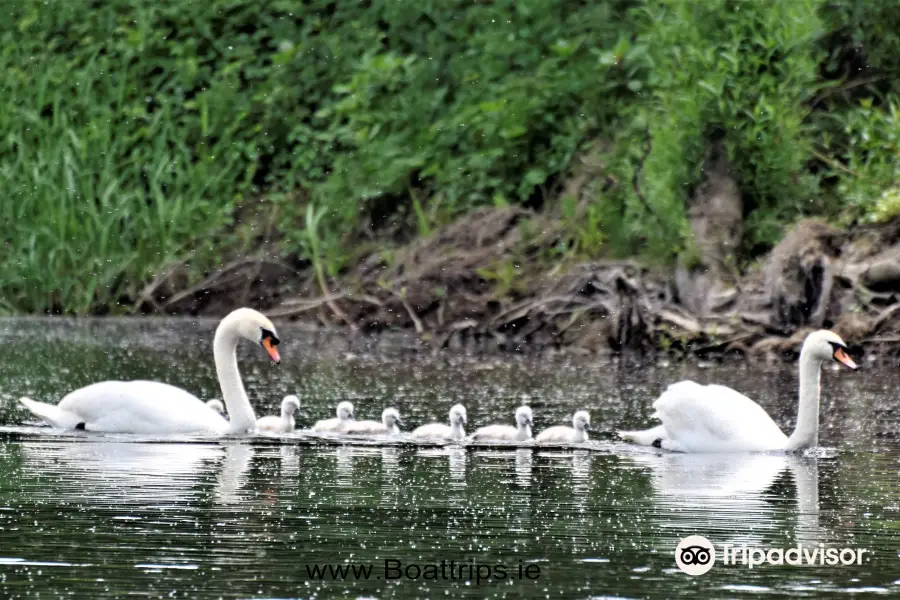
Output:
top-left (411, 423), bottom-right (451, 439)
top-left (256, 415), bottom-right (288, 433)
top-left (311, 417), bottom-right (341, 432)
top-left (652, 380), bottom-right (788, 452)
top-left (469, 424), bottom-right (517, 441)
top-left (535, 426), bottom-right (574, 443)
top-left (344, 419), bottom-right (389, 434)
top-left (56, 381), bottom-right (229, 434)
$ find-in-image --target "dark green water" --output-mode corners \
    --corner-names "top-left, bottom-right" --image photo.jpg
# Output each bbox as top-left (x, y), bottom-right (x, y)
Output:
top-left (1, 317), bottom-right (900, 598)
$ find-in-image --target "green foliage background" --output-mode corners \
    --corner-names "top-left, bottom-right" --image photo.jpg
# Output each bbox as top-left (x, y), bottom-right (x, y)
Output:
top-left (0, 0), bottom-right (897, 314)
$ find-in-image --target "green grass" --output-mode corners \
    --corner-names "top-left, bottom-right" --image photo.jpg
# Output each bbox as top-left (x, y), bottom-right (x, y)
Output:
top-left (0, 0), bottom-right (897, 314)
top-left (0, 2), bottom-right (257, 313)
top-left (0, 68), bottom-right (239, 313)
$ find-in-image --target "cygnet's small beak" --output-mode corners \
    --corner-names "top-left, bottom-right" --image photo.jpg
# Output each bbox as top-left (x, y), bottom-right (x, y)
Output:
top-left (261, 337), bottom-right (281, 364)
top-left (833, 346), bottom-right (857, 370)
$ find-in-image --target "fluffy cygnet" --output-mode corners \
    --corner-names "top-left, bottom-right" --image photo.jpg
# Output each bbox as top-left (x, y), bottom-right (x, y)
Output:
top-left (256, 395), bottom-right (301, 433)
top-left (411, 404), bottom-right (467, 440)
top-left (312, 401), bottom-right (355, 432)
top-left (469, 405), bottom-right (532, 442)
top-left (535, 410), bottom-right (591, 444)
top-left (343, 407), bottom-right (402, 435)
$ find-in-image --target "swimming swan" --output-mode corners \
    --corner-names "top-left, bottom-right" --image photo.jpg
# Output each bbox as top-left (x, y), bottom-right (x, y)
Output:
top-left (535, 410), bottom-right (591, 444)
top-left (344, 408), bottom-right (402, 435)
top-left (256, 395), bottom-right (301, 433)
top-left (411, 404), bottom-right (467, 440)
top-left (206, 399), bottom-right (226, 415)
top-left (470, 405), bottom-right (533, 442)
top-left (618, 330), bottom-right (857, 453)
top-left (312, 401), bottom-right (355, 432)
top-left (18, 308), bottom-right (281, 434)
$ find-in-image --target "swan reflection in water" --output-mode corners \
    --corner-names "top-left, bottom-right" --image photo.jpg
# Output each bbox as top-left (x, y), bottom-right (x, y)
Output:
top-left (215, 443), bottom-right (254, 505)
top-left (414, 446), bottom-right (468, 489)
top-left (623, 451), bottom-right (824, 547)
top-left (471, 447), bottom-right (534, 488)
top-left (534, 450), bottom-right (594, 553)
top-left (18, 440), bottom-right (255, 506)
top-left (537, 449), bottom-right (593, 500)
top-left (331, 446), bottom-right (405, 480)
top-left (379, 447), bottom-right (400, 509)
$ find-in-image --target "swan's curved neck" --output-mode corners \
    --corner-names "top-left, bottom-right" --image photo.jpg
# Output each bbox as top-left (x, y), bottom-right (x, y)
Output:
top-left (281, 406), bottom-right (295, 429)
top-left (785, 349), bottom-right (822, 451)
top-left (518, 423), bottom-right (531, 439)
top-left (573, 426), bottom-right (588, 443)
top-left (213, 325), bottom-right (256, 433)
top-left (451, 420), bottom-right (465, 439)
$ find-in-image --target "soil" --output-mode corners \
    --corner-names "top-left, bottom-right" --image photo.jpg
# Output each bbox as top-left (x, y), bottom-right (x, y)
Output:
top-left (135, 202), bottom-right (900, 362)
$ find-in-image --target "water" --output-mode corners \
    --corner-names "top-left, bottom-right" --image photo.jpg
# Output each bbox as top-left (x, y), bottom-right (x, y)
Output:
top-left (1, 317), bottom-right (900, 598)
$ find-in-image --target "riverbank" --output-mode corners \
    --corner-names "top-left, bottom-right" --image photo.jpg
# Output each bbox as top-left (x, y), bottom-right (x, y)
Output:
top-left (129, 207), bottom-right (900, 361)
top-left (4, 1), bottom-right (898, 326)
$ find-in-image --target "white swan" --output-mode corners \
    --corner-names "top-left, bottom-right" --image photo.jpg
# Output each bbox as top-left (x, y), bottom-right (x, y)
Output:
top-left (206, 399), bottom-right (226, 415)
top-left (470, 405), bottom-right (533, 442)
top-left (311, 401), bottom-right (355, 432)
top-left (256, 395), bottom-right (301, 433)
top-left (535, 410), bottom-right (591, 444)
top-left (18, 308), bottom-right (281, 434)
top-left (343, 408), bottom-right (402, 435)
top-left (618, 329), bottom-right (857, 453)
top-left (411, 404), bottom-right (467, 440)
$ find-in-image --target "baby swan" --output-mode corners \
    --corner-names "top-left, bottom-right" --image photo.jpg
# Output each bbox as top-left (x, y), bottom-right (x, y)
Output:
top-left (312, 401), bottom-right (355, 432)
top-left (412, 404), bottom-right (467, 440)
top-left (206, 399), bottom-right (225, 415)
top-left (535, 410), bottom-right (591, 444)
top-left (470, 405), bottom-right (533, 442)
top-left (256, 395), bottom-right (301, 433)
top-left (344, 408), bottom-right (402, 435)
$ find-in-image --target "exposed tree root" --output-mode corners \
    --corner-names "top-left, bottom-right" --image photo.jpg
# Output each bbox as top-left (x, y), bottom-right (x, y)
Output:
top-left (134, 204), bottom-right (900, 360)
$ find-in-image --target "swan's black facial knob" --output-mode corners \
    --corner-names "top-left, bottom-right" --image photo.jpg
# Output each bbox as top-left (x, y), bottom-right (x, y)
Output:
top-left (828, 341), bottom-right (857, 370)
top-left (260, 328), bottom-right (281, 364)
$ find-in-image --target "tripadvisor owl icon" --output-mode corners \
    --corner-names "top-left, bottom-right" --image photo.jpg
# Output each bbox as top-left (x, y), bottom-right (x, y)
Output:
top-left (675, 535), bottom-right (716, 576)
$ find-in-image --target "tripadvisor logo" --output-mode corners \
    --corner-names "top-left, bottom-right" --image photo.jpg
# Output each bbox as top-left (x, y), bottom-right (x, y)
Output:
top-left (674, 535), bottom-right (870, 575)
top-left (675, 535), bottom-right (715, 576)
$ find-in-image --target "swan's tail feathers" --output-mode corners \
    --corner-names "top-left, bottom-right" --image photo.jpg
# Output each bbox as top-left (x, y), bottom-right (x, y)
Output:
top-left (18, 397), bottom-right (83, 429)
top-left (618, 425), bottom-right (667, 446)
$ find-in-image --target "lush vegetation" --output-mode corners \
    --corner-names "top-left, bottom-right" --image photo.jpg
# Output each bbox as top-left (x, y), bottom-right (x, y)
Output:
top-left (0, 0), bottom-right (897, 314)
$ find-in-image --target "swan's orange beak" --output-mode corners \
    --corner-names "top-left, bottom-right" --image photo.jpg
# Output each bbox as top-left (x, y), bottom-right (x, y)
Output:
top-left (262, 337), bottom-right (281, 364)
top-left (833, 347), bottom-right (857, 370)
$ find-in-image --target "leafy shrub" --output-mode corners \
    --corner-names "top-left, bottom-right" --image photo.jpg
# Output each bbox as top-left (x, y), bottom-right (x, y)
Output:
top-left (829, 97), bottom-right (900, 223)
top-left (0, 0), bottom-right (642, 313)
top-left (0, 0), bottom-right (897, 314)
top-left (601, 0), bottom-right (827, 259)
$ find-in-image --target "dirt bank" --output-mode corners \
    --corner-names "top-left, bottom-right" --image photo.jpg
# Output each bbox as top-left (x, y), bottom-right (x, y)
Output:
top-left (139, 206), bottom-right (900, 361)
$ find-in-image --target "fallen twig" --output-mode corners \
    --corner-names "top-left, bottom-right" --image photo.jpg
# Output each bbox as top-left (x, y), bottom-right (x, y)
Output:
top-left (267, 294), bottom-right (348, 318)
top-left (401, 297), bottom-right (425, 334)
top-left (161, 257), bottom-right (298, 309)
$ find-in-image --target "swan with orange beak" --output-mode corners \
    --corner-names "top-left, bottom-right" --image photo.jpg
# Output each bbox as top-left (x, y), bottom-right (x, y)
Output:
top-left (20, 308), bottom-right (282, 434)
top-left (618, 330), bottom-right (857, 453)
